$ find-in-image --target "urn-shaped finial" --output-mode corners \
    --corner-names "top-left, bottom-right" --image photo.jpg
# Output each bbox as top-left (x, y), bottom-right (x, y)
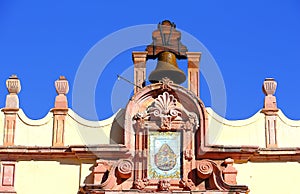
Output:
top-left (55, 76), bottom-right (69, 95)
top-left (6, 75), bottom-right (21, 94)
top-left (262, 78), bottom-right (277, 96)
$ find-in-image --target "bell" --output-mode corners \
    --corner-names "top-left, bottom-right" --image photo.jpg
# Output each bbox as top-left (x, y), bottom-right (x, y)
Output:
top-left (149, 51), bottom-right (186, 84)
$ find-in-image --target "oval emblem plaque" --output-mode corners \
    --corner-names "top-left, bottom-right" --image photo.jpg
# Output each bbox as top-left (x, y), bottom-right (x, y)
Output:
top-left (154, 143), bottom-right (177, 171)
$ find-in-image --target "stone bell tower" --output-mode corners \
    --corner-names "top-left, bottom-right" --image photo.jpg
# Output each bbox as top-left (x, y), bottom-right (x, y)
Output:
top-left (81, 20), bottom-right (249, 193)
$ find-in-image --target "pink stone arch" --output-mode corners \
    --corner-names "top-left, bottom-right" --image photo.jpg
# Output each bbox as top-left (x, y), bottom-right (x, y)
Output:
top-left (124, 81), bottom-right (208, 157)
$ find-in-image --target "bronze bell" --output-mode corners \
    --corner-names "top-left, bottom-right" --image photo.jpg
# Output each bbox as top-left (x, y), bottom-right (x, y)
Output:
top-left (148, 51), bottom-right (186, 84)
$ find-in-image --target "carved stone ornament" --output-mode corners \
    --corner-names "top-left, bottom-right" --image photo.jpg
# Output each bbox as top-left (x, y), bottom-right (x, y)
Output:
top-left (55, 76), bottom-right (69, 95)
top-left (158, 179), bottom-right (171, 191)
top-left (196, 159), bottom-right (249, 192)
top-left (160, 77), bottom-right (173, 91)
top-left (133, 179), bottom-right (148, 190)
top-left (148, 91), bottom-right (180, 129)
top-left (262, 78), bottom-right (277, 96)
top-left (197, 160), bottom-right (213, 179)
top-left (6, 75), bottom-right (21, 94)
top-left (116, 159), bottom-right (133, 179)
top-left (133, 112), bottom-right (146, 128)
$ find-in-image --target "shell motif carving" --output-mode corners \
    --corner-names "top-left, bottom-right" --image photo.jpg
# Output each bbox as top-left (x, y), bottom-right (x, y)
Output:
top-left (148, 92), bottom-right (180, 118)
top-left (196, 160), bottom-right (213, 179)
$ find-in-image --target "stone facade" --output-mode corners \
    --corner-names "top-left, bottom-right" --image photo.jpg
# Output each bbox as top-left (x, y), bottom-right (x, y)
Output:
top-left (1, 21), bottom-right (300, 194)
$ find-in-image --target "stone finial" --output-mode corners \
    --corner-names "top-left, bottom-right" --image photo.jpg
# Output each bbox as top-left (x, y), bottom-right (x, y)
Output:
top-left (55, 76), bottom-right (69, 95)
top-left (5, 75), bottom-right (21, 109)
top-left (6, 75), bottom-right (21, 94)
top-left (262, 78), bottom-right (278, 111)
top-left (54, 76), bottom-right (69, 109)
top-left (262, 78), bottom-right (277, 96)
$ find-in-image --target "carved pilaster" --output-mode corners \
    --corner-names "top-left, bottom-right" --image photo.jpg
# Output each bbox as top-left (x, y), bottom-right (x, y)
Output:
top-left (2, 109), bottom-right (18, 146)
top-left (261, 78), bottom-right (278, 148)
top-left (52, 76), bottom-right (69, 146)
top-left (132, 51), bottom-right (147, 93)
top-left (187, 52), bottom-right (201, 97)
top-left (52, 109), bottom-right (68, 146)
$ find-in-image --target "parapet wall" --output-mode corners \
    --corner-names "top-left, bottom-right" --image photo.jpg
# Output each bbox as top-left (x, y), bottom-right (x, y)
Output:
top-left (1, 75), bottom-right (300, 194)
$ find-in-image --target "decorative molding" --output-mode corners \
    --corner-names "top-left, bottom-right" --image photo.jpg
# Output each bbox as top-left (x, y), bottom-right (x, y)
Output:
top-left (0, 145), bottom-right (131, 160)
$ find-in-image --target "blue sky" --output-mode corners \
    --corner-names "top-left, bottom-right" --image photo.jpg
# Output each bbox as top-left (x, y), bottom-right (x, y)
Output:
top-left (0, 1), bottom-right (300, 120)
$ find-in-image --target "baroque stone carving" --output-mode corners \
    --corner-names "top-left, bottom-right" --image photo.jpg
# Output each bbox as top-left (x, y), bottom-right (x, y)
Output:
top-left (148, 92), bottom-right (180, 118)
top-left (55, 76), bottom-right (69, 95)
top-left (160, 77), bottom-right (173, 91)
top-left (197, 160), bottom-right (213, 179)
top-left (196, 159), bottom-right (248, 192)
top-left (117, 159), bottom-right (133, 179)
top-left (6, 75), bottom-right (21, 94)
top-left (263, 78), bottom-right (277, 96)
top-left (148, 91), bottom-right (180, 130)
top-left (158, 179), bottom-right (170, 191)
top-left (133, 179), bottom-right (148, 190)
